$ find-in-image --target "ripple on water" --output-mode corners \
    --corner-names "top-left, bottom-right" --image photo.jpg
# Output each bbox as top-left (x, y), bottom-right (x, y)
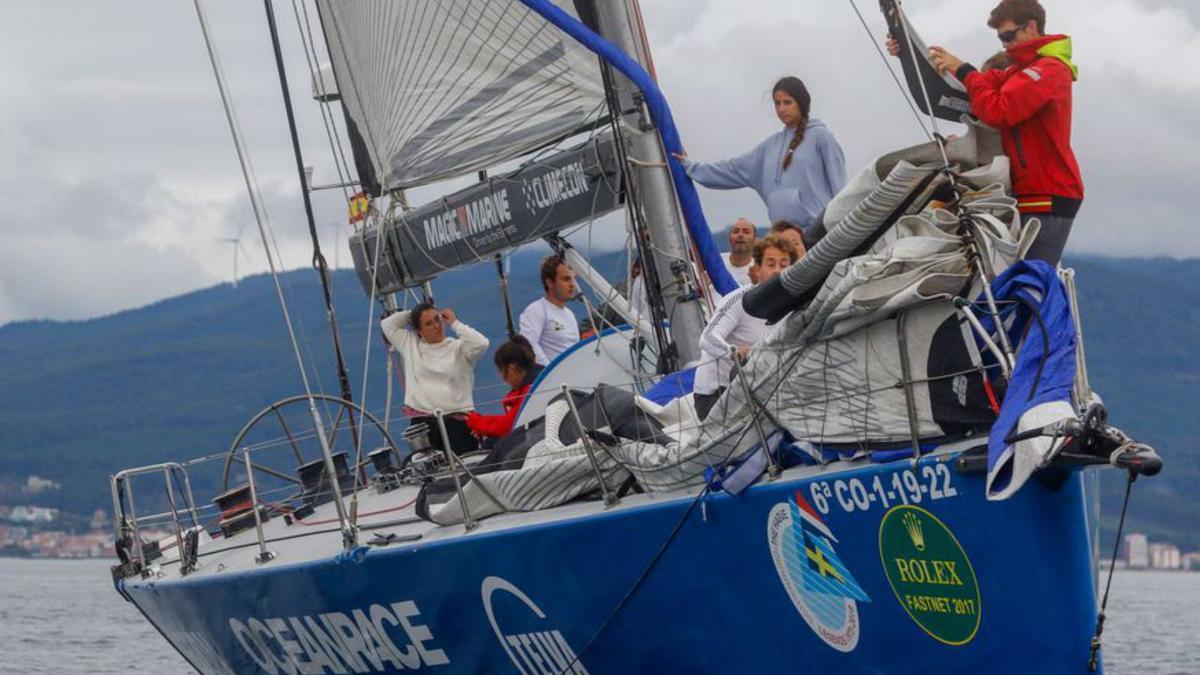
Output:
top-left (0, 560), bottom-right (1196, 674)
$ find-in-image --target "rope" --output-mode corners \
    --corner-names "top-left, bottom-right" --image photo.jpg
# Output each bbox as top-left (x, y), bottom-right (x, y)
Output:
top-left (558, 485), bottom-right (710, 673)
top-left (1087, 470), bottom-right (1136, 671)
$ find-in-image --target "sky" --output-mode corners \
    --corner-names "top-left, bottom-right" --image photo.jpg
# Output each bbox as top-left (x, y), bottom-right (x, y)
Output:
top-left (0, 0), bottom-right (1197, 325)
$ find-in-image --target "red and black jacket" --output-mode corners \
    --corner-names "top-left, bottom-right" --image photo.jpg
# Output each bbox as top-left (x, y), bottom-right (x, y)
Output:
top-left (465, 365), bottom-right (543, 439)
top-left (956, 34), bottom-right (1084, 217)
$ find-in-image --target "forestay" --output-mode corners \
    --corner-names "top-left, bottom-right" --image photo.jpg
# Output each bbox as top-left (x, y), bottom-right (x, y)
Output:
top-left (316, 0), bottom-right (607, 191)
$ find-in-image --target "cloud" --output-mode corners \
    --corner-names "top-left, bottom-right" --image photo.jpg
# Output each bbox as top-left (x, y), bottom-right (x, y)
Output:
top-left (0, 0), bottom-right (1197, 324)
top-left (0, 235), bottom-right (214, 323)
top-left (643, 0), bottom-right (1200, 256)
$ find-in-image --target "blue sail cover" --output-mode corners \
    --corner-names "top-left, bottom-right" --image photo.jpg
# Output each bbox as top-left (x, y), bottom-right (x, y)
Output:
top-left (516, 0), bottom-right (739, 295)
top-left (982, 261), bottom-right (1077, 497)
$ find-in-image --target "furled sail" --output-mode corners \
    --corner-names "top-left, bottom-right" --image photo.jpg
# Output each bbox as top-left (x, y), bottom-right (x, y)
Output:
top-left (315, 0), bottom-right (607, 192)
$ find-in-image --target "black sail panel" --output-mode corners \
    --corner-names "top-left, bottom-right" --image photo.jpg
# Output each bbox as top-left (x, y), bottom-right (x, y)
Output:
top-left (879, 0), bottom-right (973, 123)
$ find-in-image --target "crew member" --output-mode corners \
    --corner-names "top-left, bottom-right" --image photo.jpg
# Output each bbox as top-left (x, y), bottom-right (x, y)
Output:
top-left (519, 254), bottom-right (580, 366)
top-left (769, 220), bottom-right (809, 258)
top-left (675, 76), bottom-right (847, 230)
top-left (721, 218), bottom-right (758, 288)
top-left (694, 235), bottom-right (802, 420)
top-left (888, 0), bottom-right (1082, 263)
top-left (382, 303), bottom-right (489, 454)
top-left (467, 336), bottom-right (543, 440)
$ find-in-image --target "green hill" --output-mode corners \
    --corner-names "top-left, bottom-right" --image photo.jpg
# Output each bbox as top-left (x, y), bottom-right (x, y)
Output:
top-left (0, 254), bottom-right (1195, 551)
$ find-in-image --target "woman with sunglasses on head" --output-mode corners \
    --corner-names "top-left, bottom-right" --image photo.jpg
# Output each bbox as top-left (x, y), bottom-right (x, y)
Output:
top-left (382, 302), bottom-right (489, 454)
top-left (886, 0), bottom-right (1082, 265)
top-left (673, 76), bottom-right (847, 232)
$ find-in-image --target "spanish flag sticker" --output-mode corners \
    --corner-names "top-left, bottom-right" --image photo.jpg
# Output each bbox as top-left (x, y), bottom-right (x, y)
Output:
top-left (348, 192), bottom-right (370, 223)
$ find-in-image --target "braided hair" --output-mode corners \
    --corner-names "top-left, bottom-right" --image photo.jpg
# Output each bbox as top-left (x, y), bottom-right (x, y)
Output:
top-left (774, 76), bottom-right (812, 171)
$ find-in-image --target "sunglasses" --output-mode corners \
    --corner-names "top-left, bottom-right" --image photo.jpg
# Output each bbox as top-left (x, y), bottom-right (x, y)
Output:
top-left (997, 24), bottom-right (1027, 43)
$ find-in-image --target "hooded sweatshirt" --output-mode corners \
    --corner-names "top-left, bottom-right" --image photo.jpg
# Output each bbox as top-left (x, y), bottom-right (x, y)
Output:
top-left (956, 35), bottom-right (1083, 217)
top-left (681, 118), bottom-right (847, 228)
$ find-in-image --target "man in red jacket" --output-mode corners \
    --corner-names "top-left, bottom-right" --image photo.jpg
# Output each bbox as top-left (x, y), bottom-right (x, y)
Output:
top-left (890, 0), bottom-right (1083, 264)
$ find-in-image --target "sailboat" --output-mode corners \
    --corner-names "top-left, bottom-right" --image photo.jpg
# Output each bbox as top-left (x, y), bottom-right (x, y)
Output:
top-left (109, 1), bottom-right (1164, 673)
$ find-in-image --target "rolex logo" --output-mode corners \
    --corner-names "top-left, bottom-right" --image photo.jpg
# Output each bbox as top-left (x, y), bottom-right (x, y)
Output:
top-left (903, 512), bottom-right (925, 551)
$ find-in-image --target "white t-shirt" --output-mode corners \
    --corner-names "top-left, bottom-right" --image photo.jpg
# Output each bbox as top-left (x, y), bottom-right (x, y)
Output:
top-left (519, 297), bottom-right (580, 365)
top-left (720, 251), bottom-right (753, 289)
top-left (694, 286), bottom-right (767, 395)
top-left (630, 274), bottom-right (651, 321)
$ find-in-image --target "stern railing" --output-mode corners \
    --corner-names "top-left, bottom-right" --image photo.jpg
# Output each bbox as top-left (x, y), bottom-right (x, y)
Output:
top-left (110, 463), bottom-right (201, 577)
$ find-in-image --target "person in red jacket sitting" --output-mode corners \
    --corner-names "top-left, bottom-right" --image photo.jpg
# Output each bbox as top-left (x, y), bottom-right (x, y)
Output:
top-left (889, 0), bottom-right (1083, 264)
top-left (466, 336), bottom-right (544, 440)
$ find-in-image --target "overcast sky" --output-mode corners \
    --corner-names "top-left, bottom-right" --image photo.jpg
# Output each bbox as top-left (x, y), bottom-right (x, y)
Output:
top-left (1, 0), bottom-right (1197, 325)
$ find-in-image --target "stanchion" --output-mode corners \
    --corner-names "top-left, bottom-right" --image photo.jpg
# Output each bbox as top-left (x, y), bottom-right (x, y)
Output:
top-left (435, 410), bottom-right (478, 532)
top-left (561, 385), bottom-right (617, 507)
top-left (243, 449), bottom-right (276, 564)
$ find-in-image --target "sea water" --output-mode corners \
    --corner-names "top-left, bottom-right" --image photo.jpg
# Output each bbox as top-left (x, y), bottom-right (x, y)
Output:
top-left (0, 558), bottom-right (1195, 674)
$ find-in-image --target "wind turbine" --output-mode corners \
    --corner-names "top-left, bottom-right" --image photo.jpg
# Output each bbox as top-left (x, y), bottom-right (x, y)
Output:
top-left (326, 222), bottom-right (342, 269)
top-left (218, 222), bottom-right (250, 287)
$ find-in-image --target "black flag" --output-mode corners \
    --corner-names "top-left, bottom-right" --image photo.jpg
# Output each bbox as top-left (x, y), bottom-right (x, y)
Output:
top-left (880, 0), bottom-right (973, 123)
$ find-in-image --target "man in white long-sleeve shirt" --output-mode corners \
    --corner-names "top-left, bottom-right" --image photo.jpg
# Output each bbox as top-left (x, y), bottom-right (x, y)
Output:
top-left (694, 234), bottom-right (800, 420)
top-left (520, 254), bottom-right (580, 366)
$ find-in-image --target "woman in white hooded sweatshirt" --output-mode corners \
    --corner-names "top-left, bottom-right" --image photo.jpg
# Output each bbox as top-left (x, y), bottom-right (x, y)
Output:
top-left (382, 302), bottom-right (489, 454)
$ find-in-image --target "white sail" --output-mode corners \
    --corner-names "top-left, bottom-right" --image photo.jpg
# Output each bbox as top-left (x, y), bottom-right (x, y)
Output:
top-left (316, 0), bottom-right (607, 191)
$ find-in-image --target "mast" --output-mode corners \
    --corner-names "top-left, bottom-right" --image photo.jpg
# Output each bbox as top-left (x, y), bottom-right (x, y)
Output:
top-left (590, 0), bottom-right (707, 366)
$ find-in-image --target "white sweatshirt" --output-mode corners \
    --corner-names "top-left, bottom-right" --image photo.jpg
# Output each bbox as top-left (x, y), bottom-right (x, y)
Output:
top-left (381, 311), bottom-right (490, 415)
top-left (694, 286), bottom-right (767, 395)
top-left (519, 297), bottom-right (580, 365)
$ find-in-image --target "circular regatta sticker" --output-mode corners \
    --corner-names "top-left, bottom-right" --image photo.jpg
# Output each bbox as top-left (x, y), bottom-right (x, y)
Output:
top-left (768, 493), bottom-right (870, 652)
top-left (878, 505), bottom-right (981, 645)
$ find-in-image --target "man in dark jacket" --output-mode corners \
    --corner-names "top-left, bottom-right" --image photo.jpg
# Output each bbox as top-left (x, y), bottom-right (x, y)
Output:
top-left (890, 0), bottom-right (1083, 264)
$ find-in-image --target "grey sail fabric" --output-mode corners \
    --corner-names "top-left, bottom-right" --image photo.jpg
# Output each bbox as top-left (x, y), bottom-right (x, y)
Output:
top-left (697, 183), bottom-right (1023, 465)
top-left (316, 0), bottom-right (607, 190)
top-left (418, 139), bottom-right (1028, 518)
top-left (744, 124), bottom-right (1005, 323)
top-left (778, 161), bottom-right (941, 298)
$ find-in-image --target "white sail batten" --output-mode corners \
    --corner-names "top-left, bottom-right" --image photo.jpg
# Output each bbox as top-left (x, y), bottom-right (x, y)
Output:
top-left (316, 0), bottom-right (607, 190)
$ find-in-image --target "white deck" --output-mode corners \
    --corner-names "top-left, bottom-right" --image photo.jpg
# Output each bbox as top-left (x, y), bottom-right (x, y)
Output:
top-left (128, 440), bottom-right (975, 585)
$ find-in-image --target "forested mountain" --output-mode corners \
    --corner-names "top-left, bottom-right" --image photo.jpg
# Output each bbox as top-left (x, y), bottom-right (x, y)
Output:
top-left (0, 254), bottom-right (1195, 549)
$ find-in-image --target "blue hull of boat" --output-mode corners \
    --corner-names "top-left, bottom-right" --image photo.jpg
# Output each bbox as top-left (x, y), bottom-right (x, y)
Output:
top-left (121, 454), bottom-right (1103, 674)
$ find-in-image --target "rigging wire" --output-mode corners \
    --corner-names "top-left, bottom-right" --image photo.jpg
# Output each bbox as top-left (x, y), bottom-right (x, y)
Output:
top-left (193, 0), bottom-right (316, 405)
top-left (193, 0), bottom-right (355, 544)
top-left (289, 0), bottom-right (357, 199)
top-left (847, 0), bottom-right (932, 140)
top-left (262, 0), bottom-right (360, 432)
top-left (893, 2), bottom-right (951, 168)
top-left (348, 199), bottom-right (390, 516)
